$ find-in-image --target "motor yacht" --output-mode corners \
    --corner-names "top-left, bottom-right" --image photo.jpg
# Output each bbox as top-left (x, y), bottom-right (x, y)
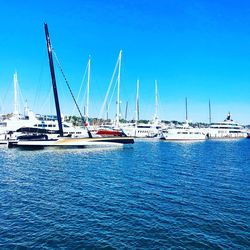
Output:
top-left (161, 121), bottom-right (207, 141)
top-left (207, 113), bottom-right (247, 138)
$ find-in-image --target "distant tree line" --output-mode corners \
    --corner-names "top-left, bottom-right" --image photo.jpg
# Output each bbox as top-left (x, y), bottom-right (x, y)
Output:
top-left (64, 115), bottom-right (214, 128)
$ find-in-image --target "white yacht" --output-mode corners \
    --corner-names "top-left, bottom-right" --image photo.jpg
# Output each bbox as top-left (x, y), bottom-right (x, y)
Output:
top-left (161, 98), bottom-right (207, 141)
top-left (0, 71), bottom-right (90, 144)
top-left (207, 113), bottom-right (248, 138)
top-left (121, 122), bottom-right (161, 138)
top-left (161, 121), bottom-right (207, 141)
top-left (0, 112), bottom-right (90, 144)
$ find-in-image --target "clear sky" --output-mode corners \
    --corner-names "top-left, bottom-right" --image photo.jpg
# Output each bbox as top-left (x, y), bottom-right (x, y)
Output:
top-left (1, 0), bottom-right (250, 124)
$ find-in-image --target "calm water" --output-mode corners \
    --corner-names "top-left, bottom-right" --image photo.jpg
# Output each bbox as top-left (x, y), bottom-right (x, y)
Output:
top-left (0, 139), bottom-right (249, 249)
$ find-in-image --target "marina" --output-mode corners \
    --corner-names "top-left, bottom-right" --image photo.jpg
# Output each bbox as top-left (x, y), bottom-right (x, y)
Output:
top-left (1, 1), bottom-right (250, 249)
top-left (0, 24), bottom-right (249, 145)
top-left (1, 47), bottom-right (249, 145)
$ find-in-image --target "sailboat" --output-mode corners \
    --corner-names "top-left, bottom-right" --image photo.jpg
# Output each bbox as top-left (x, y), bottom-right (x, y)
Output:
top-left (8, 23), bottom-right (134, 149)
top-left (93, 50), bottom-right (127, 137)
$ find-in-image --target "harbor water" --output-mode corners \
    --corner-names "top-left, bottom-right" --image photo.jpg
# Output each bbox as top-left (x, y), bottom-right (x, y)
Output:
top-left (0, 139), bottom-right (249, 249)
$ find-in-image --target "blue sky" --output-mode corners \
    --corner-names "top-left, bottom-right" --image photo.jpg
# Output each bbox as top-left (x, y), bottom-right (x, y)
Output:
top-left (1, 0), bottom-right (250, 123)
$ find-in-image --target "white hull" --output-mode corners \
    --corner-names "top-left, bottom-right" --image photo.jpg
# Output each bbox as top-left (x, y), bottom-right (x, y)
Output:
top-left (161, 127), bottom-right (207, 141)
top-left (162, 134), bottom-right (207, 141)
top-left (121, 124), bottom-right (160, 138)
top-left (8, 136), bottom-right (134, 149)
top-left (207, 128), bottom-right (247, 139)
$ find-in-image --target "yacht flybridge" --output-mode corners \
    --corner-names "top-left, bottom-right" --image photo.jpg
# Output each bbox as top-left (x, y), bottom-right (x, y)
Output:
top-left (8, 23), bottom-right (134, 149)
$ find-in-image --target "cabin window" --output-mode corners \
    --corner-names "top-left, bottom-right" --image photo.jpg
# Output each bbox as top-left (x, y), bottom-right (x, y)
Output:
top-left (0, 122), bottom-right (7, 127)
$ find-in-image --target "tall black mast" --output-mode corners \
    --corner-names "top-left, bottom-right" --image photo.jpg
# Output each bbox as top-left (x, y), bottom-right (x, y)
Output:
top-left (44, 23), bottom-right (63, 137)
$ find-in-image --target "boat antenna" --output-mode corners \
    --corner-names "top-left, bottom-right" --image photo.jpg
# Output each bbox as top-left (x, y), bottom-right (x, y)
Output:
top-left (44, 23), bottom-right (63, 137)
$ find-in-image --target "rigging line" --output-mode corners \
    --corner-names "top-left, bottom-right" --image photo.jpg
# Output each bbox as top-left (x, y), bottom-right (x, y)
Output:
top-left (72, 60), bottom-right (88, 115)
top-left (52, 50), bottom-right (92, 138)
top-left (107, 78), bottom-right (118, 118)
top-left (0, 83), bottom-right (4, 113)
top-left (33, 53), bottom-right (46, 109)
top-left (40, 86), bottom-right (53, 114)
top-left (80, 85), bottom-right (88, 114)
top-left (0, 100), bottom-right (3, 115)
top-left (18, 83), bottom-right (26, 113)
top-left (99, 56), bottom-right (119, 119)
top-left (2, 80), bottom-right (12, 107)
top-left (157, 86), bottom-right (162, 120)
top-left (52, 50), bottom-right (84, 121)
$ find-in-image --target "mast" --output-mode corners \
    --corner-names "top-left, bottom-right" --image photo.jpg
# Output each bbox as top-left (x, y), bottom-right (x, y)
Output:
top-left (86, 55), bottom-right (91, 124)
top-left (135, 79), bottom-right (140, 124)
top-left (13, 72), bottom-right (19, 115)
top-left (125, 101), bottom-right (128, 121)
top-left (106, 103), bottom-right (109, 121)
top-left (154, 80), bottom-right (158, 122)
top-left (116, 50), bottom-right (122, 127)
top-left (24, 99), bottom-right (28, 117)
top-left (44, 23), bottom-right (63, 137)
top-left (185, 97), bottom-right (188, 121)
top-left (209, 99), bottom-right (211, 124)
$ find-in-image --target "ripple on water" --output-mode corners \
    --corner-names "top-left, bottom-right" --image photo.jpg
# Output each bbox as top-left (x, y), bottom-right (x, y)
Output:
top-left (0, 140), bottom-right (250, 249)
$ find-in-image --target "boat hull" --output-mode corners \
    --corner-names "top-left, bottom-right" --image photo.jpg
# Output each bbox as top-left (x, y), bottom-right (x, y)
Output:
top-left (161, 130), bottom-right (207, 141)
top-left (8, 136), bottom-right (134, 149)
